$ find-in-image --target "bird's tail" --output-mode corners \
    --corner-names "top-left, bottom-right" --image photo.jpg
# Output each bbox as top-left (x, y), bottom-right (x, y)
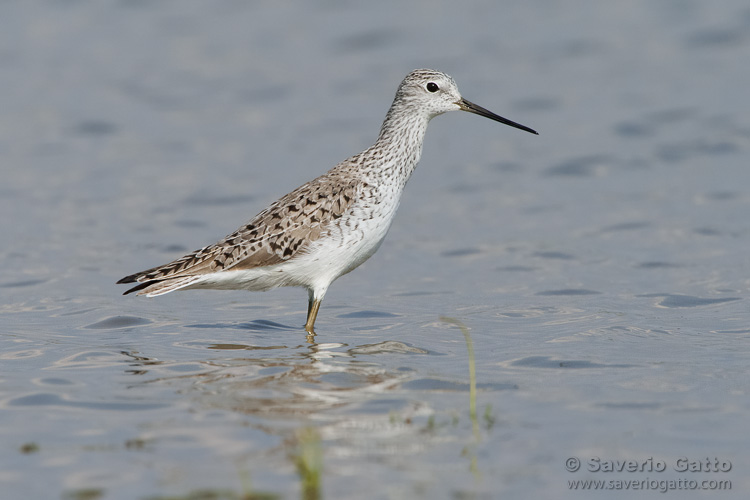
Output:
top-left (121, 276), bottom-right (202, 297)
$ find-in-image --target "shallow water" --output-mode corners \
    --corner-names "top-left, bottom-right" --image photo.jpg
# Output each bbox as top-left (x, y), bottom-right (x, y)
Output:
top-left (2, 1), bottom-right (750, 498)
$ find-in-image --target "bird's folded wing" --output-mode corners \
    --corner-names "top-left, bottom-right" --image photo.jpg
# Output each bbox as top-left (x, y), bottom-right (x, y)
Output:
top-left (118, 174), bottom-right (360, 286)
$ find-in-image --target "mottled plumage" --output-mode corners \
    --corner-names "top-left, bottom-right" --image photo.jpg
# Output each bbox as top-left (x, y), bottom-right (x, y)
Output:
top-left (118, 69), bottom-right (537, 333)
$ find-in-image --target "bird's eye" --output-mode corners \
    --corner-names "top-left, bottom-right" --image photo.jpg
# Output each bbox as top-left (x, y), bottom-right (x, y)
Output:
top-left (426, 82), bottom-right (439, 93)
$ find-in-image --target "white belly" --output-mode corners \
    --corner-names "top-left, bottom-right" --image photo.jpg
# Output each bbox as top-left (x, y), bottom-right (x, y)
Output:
top-left (287, 199), bottom-right (399, 289)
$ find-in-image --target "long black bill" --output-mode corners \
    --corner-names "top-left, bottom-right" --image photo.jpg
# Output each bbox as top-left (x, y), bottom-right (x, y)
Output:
top-left (458, 98), bottom-right (538, 135)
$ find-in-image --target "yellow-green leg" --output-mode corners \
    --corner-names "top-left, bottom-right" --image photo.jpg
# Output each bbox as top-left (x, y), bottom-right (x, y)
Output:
top-left (305, 298), bottom-right (321, 334)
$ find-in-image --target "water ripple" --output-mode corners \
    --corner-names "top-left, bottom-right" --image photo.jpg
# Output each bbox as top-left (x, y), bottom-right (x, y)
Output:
top-left (638, 293), bottom-right (741, 308)
top-left (84, 316), bottom-right (152, 329)
top-left (4, 393), bottom-right (165, 411)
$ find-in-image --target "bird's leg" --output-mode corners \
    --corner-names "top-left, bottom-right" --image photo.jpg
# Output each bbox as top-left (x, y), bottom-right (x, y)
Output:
top-left (305, 299), bottom-right (321, 334)
top-left (307, 292), bottom-right (313, 319)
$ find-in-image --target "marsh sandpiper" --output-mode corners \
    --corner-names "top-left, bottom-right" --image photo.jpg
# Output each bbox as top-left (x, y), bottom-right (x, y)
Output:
top-left (118, 69), bottom-right (537, 334)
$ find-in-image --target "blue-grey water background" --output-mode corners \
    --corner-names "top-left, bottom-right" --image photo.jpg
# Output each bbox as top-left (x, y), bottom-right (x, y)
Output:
top-left (1, 1), bottom-right (749, 498)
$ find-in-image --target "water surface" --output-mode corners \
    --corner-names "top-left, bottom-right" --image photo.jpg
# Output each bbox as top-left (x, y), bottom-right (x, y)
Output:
top-left (1, 1), bottom-right (749, 498)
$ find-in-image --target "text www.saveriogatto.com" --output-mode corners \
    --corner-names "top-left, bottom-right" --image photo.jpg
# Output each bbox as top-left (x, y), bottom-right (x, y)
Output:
top-left (565, 457), bottom-right (732, 493)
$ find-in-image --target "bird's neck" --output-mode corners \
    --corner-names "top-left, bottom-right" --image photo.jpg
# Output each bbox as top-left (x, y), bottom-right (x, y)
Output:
top-left (368, 104), bottom-right (431, 183)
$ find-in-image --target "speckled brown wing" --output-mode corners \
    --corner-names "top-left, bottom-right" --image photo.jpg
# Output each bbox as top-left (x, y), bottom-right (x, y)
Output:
top-left (118, 172), bottom-right (360, 293)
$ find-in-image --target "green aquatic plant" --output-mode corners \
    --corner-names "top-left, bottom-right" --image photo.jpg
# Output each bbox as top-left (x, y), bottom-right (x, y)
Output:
top-left (144, 489), bottom-right (279, 500)
top-left (440, 316), bottom-right (478, 438)
top-left (19, 442), bottom-right (39, 454)
top-left (62, 489), bottom-right (104, 500)
top-left (483, 403), bottom-right (496, 430)
top-left (291, 427), bottom-right (323, 500)
top-left (440, 316), bottom-right (481, 478)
